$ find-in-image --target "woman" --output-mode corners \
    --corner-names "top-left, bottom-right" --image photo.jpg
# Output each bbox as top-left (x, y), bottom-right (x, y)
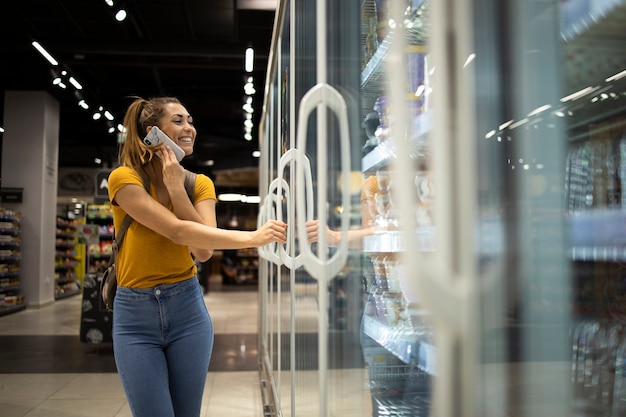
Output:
top-left (107, 96), bottom-right (287, 417)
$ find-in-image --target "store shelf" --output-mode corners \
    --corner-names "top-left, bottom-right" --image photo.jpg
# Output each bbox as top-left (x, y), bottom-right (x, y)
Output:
top-left (55, 217), bottom-right (81, 300)
top-left (0, 303), bottom-right (26, 317)
top-left (85, 204), bottom-right (114, 277)
top-left (0, 209), bottom-right (24, 315)
top-left (222, 248), bottom-right (260, 285)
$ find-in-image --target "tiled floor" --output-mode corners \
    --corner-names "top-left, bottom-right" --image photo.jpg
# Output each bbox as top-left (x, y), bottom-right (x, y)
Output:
top-left (0, 277), bottom-right (264, 417)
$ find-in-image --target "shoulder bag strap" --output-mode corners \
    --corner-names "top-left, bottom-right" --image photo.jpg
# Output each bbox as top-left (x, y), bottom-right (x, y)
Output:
top-left (184, 170), bottom-right (197, 204)
top-left (110, 173), bottom-right (151, 260)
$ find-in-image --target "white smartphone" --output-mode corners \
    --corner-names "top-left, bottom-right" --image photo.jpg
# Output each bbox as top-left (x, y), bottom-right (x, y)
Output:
top-left (142, 126), bottom-right (186, 162)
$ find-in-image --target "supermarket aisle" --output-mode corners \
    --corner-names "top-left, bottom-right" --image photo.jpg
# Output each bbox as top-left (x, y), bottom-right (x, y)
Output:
top-left (0, 277), bottom-right (264, 417)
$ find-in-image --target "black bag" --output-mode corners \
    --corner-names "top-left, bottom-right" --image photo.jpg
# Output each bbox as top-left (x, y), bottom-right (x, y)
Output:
top-left (100, 214), bottom-right (133, 311)
top-left (100, 170), bottom-right (197, 311)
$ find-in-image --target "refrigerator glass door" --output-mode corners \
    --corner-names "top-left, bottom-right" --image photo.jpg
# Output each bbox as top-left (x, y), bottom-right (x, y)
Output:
top-left (259, 1), bottom-right (626, 417)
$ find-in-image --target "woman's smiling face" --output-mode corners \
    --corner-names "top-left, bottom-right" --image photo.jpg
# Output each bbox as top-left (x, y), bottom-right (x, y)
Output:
top-left (159, 102), bottom-right (197, 156)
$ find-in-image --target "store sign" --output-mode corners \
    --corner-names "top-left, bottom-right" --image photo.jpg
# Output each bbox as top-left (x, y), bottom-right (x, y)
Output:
top-left (95, 170), bottom-right (112, 199)
top-left (0, 188), bottom-right (23, 203)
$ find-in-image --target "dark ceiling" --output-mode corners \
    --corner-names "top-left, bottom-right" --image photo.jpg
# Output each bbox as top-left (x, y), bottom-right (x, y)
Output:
top-left (0, 0), bottom-right (276, 177)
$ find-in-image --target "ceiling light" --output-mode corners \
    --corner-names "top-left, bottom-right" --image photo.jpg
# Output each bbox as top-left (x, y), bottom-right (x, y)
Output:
top-left (499, 119), bottom-right (514, 130)
top-left (78, 100), bottom-right (89, 110)
top-left (560, 86), bottom-right (598, 102)
top-left (245, 196), bottom-right (261, 204)
top-left (606, 69), bottom-right (626, 83)
top-left (104, 0), bottom-right (114, 6)
top-left (244, 133), bottom-right (252, 141)
top-left (218, 193), bottom-right (243, 202)
top-left (463, 53), bottom-right (476, 68)
top-left (94, 158), bottom-right (102, 164)
top-left (104, 110), bottom-right (114, 120)
top-left (68, 76), bottom-right (83, 90)
top-left (0, 127), bottom-right (4, 133)
top-left (527, 104), bottom-right (552, 117)
top-left (115, 8), bottom-right (127, 22)
top-left (252, 150), bottom-right (261, 158)
top-left (31, 41), bottom-right (58, 66)
top-left (245, 47), bottom-right (254, 72)
top-left (244, 82), bottom-right (256, 95)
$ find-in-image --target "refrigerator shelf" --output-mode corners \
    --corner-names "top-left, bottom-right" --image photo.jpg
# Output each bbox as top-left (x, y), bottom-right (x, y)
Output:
top-left (363, 228), bottom-right (435, 253)
top-left (364, 231), bottom-right (405, 253)
top-left (363, 314), bottom-right (436, 375)
top-left (361, 110), bottom-right (433, 173)
top-left (569, 246), bottom-right (626, 262)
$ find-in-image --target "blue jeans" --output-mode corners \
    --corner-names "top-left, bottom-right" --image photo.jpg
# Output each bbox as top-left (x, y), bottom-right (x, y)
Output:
top-left (113, 277), bottom-right (214, 417)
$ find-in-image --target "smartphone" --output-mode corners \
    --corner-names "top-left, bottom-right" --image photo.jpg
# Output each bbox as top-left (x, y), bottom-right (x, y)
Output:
top-left (142, 126), bottom-right (186, 162)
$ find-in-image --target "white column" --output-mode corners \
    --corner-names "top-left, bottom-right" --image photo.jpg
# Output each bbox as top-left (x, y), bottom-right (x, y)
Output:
top-left (2, 91), bottom-right (59, 306)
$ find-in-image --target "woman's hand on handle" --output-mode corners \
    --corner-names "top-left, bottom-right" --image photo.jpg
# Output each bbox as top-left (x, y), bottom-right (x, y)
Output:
top-left (251, 220), bottom-right (288, 247)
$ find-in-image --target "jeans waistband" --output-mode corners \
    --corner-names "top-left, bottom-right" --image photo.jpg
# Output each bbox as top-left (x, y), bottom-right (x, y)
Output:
top-left (117, 276), bottom-right (198, 298)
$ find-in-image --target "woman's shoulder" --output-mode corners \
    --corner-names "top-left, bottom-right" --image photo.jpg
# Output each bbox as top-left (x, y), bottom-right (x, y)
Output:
top-left (110, 165), bottom-right (134, 177)
top-left (109, 166), bottom-right (143, 186)
top-left (195, 172), bottom-right (214, 186)
top-left (192, 172), bottom-right (216, 200)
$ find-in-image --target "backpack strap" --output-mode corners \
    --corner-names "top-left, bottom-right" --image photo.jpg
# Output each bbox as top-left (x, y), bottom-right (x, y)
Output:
top-left (184, 170), bottom-right (197, 204)
top-left (112, 174), bottom-right (150, 251)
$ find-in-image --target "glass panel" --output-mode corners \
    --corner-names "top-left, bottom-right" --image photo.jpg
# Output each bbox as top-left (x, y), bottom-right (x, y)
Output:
top-left (470, 0), bottom-right (626, 416)
top-left (261, 1), bottom-right (626, 416)
top-left (562, 1), bottom-right (626, 416)
top-left (360, 0), bottom-right (435, 414)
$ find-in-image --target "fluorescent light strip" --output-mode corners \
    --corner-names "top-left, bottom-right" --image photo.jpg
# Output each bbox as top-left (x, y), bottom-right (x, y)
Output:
top-left (245, 48), bottom-right (254, 72)
top-left (218, 193), bottom-right (243, 202)
top-left (32, 41), bottom-right (58, 66)
top-left (606, 69), bottom-right (626, 83)
top-left (69, 77), bottom-right (83, 90)
top-left (560, 86), bottom-right (598, 102)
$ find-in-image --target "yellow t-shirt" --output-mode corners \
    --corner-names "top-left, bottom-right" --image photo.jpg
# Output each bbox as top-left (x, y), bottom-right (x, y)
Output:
top-left (360, 175), bottom-right (380, 202)
top-left (107, 166), bottom-right (216, 288)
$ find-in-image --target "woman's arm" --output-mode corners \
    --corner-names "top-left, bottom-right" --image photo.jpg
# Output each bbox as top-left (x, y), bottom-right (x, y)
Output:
top-left (160, 147), bottom-right (219, 260)
top-left (305, 219), bottom-right (376, 249)
top-left (115, 182), bottom-right (286, 249)
top-left (186, 199), bottom-right (217, 261)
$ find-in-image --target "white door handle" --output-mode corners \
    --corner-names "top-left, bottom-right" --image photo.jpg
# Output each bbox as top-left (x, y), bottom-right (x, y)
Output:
top-left (276, 148), bottom-right (314, 270)
top-left (295, 83), bottom-right (352, 282)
